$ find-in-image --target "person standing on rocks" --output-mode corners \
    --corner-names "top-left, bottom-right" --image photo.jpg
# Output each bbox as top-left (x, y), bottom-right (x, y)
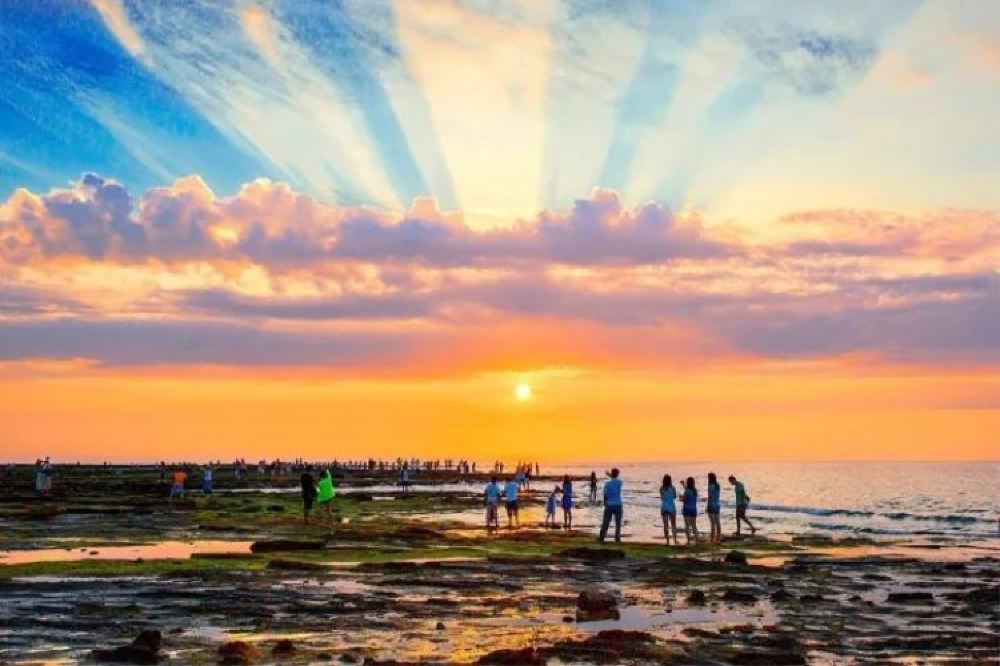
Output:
top-left (682, 477), bottom-right (699, 545)
top-left (504, 475), bottom-right (520, 529)
top-left (169, 468), bottom-right (187, 505)
top-left (545, 485), bottom-right (558, 528)
top-left (660, 474), bottom-right (678, 545)
top-left (707, 472), bottom-right (721, 544)
top-left (399, 464), bottom-right (411, 493)
top-left (300, 470), bottom-right (317, 524)
top-left (589, 471), bottom-right (598, 502)
top-left (561, 475), bottom-right (574, 530)
top-left (728, 475), bottom-right (757, 535)
top-left (484, 475), bottom-right (501, 534)
top-left (598, 468), bottom-right (623, 543)
top-left (316, 470), bottom-right (336, 524)
top-left (202, 465), bottom-right (214, 496)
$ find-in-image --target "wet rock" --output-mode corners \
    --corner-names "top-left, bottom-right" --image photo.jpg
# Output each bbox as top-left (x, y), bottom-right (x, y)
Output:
top-left (271, 639), bottom-right (296, 655)
top-left (435, 621), bottom-right (445, 631)
top-left (394, 525), bottom-right (446, 539)
top-left (683, 628), bottom-right (718, 639)
top-left (249, 539), bottom-right (325, 553)
top-left (548, 630), bottom-right (659, 663)
top-left (578, 588), bottom-right (617, 612)
top-left (686, 589), bottom-right (707, 605)
top-left (861, 573), bottom-right (893, 581)
top-left (477, 647), bottom-right (544, 664)
top-left (558, 546), bottom-right (626, 561)
top-left (577, 587), bottom-right (619, 621)
top-left (799, 593), bottom-right (826, 604)
top-left (886, 591), bottom-right (934, 605)
top-left (218, 641), bottom-right (260, 665)
top-left (91, 629), bottom-right (162, 664)
top-left (770, 589), bottom-right (795, 602)
top-left (266, 558), bottom-right (329, 571)
top-left (562, 615), bottom-right (575, 623)
top-left (24, 505), bottom-right (64, 520)
top-left (722, 589), bottom-right (758, 604)
top-left (731, 651), bottom-right (806, 665)
top-left (725, 550), bottom-right (749, 565)
top-left (948, 586), bottom-right (998, 611)
top-left (266, 504), bottom-right (285, 512)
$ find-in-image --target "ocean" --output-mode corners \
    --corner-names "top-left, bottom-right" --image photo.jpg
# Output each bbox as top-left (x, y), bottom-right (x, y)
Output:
top-left (357, 461), bottom-right (1000, 543)
top-left (533, 461), bottom-right (1000, 542)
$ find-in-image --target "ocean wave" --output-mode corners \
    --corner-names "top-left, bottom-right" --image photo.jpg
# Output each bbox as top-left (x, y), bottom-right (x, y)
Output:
top-left (804, 523), bottom-right (997, 538)
top-left (882, 512), bottom-right (991, 524)
top-left (752, 503), bottom-right (992, 525)
top-left (750, 503), bottom-right (874, 518)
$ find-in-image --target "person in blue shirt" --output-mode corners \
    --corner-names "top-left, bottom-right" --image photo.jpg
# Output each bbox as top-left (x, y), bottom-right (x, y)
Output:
top-left (682, 477), bottom-right (699, 545)
top-left (545, 485), bottom-right (558, 527)
top-left (706, 472), bottom-right (722, 544)
top-left (598, 468), bottom-right (624, 543)
top-left (484, 475), bottom-right (501, 534)
top-left (561, 475), bottom-right (574, 529)
top-left (660, 474), bottom-right (678, 545)
top-left (504, 476), bottom-right (520, 529)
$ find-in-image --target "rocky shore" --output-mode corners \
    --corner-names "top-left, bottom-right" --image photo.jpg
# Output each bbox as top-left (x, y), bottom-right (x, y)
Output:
top-left (0, 466), bottom-right (997, 664)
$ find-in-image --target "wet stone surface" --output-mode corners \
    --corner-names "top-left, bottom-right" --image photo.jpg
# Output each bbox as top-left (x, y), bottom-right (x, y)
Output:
top-left (0, 468), bottom-right (997, 664)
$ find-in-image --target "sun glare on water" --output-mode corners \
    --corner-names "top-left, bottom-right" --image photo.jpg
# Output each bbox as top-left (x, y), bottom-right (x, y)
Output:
top-left (515, 383), bottom-right (532, 401)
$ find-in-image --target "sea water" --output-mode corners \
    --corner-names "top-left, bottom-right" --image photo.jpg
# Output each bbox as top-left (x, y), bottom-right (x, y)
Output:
top-left (539, 461), bottom-right (999, 542)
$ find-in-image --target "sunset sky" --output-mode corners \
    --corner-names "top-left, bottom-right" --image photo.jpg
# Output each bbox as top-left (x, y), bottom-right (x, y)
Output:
top-left (1, 0), bottom-right (998, 462)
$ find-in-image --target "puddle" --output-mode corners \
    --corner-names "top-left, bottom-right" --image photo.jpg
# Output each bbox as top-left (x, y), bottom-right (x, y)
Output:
top-left (0, 541), bottom-right (252, 565)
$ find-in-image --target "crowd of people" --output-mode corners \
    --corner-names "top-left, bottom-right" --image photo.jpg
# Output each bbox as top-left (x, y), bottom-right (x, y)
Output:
top-left (482, 468), bottom-right (757, 545)
top-left (22, 457), bottom-right (757, 545)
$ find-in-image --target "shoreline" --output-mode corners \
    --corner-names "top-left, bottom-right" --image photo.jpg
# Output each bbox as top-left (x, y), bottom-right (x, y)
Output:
top-left (1, 466), bottom-right (997, 664)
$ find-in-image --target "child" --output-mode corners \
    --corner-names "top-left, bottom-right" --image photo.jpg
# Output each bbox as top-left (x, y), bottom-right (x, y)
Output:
top-left (545, 486), bottom-right (559, 527)
top-left (484, 476), bottom-right (501, 534)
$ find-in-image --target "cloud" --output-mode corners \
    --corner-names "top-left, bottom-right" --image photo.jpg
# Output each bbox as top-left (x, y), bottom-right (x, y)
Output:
top-left (778, 208), bottom-right (1000, 261)
top-left (0, 175), bottom-right (729, 267)
top-left (0, 318), bottom-right (411, 368)
top-left (1, 174), bottom-right (997, 370)
top-left (90, 0), bottom-right (148, 64)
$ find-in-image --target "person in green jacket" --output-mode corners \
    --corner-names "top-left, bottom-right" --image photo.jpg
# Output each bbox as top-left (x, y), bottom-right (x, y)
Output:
top-left (316, 470), bottom-right (336, 523)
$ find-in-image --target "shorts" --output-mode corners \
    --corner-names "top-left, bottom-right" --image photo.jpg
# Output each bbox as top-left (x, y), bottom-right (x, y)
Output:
top-left (170, 483), bottom-right (184, 498)
top-left (736, 504), bottom-right (748, 519)
top-left (505, 500), bottom-right (518, 512)
top-left (303, 495), bottom-right (315, 511)
top-left (707, 505), bottom-right (720, 516)
top-left (682, 508), bottom-right (696, 518)
top-left (661, 509), bottom-right (675, 517)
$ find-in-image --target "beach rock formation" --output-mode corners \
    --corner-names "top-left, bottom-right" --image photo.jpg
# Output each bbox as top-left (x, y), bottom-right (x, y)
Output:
top-left (91, 629), bottom-right (162, 664)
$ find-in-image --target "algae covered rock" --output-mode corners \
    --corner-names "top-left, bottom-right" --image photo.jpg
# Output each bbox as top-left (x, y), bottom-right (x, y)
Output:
top-left (91, 629), bottom-right (162, 664)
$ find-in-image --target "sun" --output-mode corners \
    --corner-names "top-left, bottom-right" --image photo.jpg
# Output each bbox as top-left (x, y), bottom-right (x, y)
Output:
top-left (515, 383), bottom-right (532, 401)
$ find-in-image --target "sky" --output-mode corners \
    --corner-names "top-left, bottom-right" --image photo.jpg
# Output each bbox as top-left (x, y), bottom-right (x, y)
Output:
top-left (0, 0), bottom-right (998, 462)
